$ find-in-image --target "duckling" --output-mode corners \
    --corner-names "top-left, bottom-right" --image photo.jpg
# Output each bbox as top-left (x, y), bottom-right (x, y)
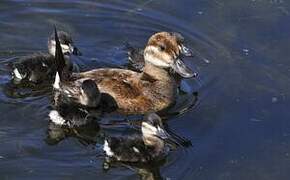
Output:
top-left (50, 79), bottom-right (102, 126)
top-left (51, 76), bottom-right (117, 127)
top-left (53, 30), bottom-right (196, 114)
top-left (103, 113), bottom-right (182, 163)
top-left (11, 30), bottom-right (81, 84)
top-left (49, 101), bottom-right (100, 127)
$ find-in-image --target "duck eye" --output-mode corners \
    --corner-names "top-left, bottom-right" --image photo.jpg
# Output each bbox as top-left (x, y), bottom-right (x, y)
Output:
top-left (159, 44), bottom-right (166, 51)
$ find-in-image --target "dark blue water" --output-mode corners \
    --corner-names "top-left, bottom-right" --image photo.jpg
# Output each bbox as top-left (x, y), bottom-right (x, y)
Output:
top-left (1, 0), bottom-right (290, 179)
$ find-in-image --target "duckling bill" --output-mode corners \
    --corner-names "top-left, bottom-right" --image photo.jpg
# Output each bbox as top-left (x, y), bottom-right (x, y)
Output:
top-left (53, 30), bottom-right (197, 114)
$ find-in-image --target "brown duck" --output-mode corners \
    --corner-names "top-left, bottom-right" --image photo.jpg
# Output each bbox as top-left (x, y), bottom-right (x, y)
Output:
top-left (53, 29), bottom-right (196, 114)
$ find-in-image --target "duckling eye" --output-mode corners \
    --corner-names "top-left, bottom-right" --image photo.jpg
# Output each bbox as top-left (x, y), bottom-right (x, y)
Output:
top-left (159, 44), bottom-right (166, 51)
top-left (152, 120), bottom-right (159, 127)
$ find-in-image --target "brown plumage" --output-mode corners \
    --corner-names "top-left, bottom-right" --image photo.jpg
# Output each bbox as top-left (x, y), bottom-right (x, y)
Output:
top-left (54, 32), bottom-right (195, 114)
top-left (76, 67), bottom-right (176, 114)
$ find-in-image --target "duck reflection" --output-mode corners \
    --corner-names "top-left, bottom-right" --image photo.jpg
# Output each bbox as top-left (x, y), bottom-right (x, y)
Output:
top-left (2, 80), bottom-right (52, 99)
top-left (45, 117), bottom-right (100, 146)
top-left (45, 104), bottom-right (101, 145)
top-left (103, 159), bottom-right (166, 180)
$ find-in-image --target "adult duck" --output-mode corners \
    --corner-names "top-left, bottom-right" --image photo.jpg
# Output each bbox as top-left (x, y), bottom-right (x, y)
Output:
top-left (53, 29), bottom-right (196, 114)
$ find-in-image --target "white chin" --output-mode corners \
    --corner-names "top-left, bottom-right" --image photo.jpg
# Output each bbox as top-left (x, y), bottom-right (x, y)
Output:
top-left (146, 56), bottom-right (170, 68)
top-left (144, 46), bottom-right (170, 68)
top-left (48, 46), bottom-right (55, 56)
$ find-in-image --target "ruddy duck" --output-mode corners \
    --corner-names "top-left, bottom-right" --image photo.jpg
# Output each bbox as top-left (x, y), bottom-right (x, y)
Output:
top-left (53, 30), bottom-right (196, 114)
top-left (103, 113), bottom-right (183, 163)
top-left (11, 30), bottom-right (81, 84)
top-left (125, 32), bottom-right (193, 72)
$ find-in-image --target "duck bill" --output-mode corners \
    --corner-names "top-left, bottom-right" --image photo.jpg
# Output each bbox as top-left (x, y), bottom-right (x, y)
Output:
top-left (69, 44), bottom-right (82, 56)
top-left (172, 58), bottom-right (197, 78)
top-left (156, 126), bottom-right (184, 147)
top-left (180, 44), bottom-right (193, 57)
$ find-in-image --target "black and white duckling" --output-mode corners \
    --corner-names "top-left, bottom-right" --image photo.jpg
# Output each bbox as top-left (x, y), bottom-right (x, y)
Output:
top-left (47, 82), bottom-right (101, 145)
top-left (50, 79), bottom-right (102, 127)
top-left (11, 30), bottom-right (81, 84)
top-left (48, 101), bottom-right (100, 127)
top-left (53, 30), bottom-right (197, 114)
top-left (103, 113), bottom-right (182, 163)
top-left (51, 76), bottom-right (117, 127)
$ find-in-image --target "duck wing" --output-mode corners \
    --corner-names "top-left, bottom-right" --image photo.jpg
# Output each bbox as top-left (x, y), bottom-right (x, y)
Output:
top-left (78, 68), bottom-right (142, 98)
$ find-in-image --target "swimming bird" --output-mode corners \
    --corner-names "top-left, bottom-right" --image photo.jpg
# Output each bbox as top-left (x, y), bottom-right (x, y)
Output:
top-left (125, 40), bottom-right (196, 88)
top-left (125, 32), bottom-right (193, 72)
top-left (53, 30), bottom-right (196, 114)
top-left (50, 78), bottom-right (103, 126)
top-left (103, 113), bottom-right (183, 163)
top-left (11, 30), bottom-right (81, 84)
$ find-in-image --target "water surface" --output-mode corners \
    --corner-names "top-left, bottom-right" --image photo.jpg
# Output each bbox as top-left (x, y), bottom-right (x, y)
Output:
top-left (0, 0), bottom-right (290, 179)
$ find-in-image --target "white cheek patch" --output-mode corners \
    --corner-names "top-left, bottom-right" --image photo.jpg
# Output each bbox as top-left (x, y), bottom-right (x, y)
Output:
top-left (48, 40), bottom-right (56, 56)
top-left (13, 68), bottom-right (23, 79)
top-left (49, 110), bottom-right (66, 125)
top-left (144, 46), bottom-right (171, 68)
top-left (103, 140), bottom-right (115, 157)
top-left (61, 44), bottom-right (70, 54)
top-left (49, 40), bottom-right (71, 55)
top-left (142, 122), bottom-right (158, 136)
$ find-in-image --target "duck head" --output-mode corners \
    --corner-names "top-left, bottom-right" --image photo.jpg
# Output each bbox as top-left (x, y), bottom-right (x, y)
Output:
top-left (141, 113), bottom-right (182, 149)
top-left (48, 31), bottom-right (82, 57)
top-left (79, 79), bottom-right (101, 108)
top-left (143, 32), bottom-right (196, 78)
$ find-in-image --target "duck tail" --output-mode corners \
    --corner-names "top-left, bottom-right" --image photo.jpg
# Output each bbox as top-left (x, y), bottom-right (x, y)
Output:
top-left (53, 26), bottom-right (70, 89)
top-left (124, 42), bottom-right (144, 71)
top-left (124, 42), bottom-right (138, 63)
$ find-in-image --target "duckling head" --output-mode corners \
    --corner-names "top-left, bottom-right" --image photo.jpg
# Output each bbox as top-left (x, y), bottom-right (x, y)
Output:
top-left (79, 79), bottom-right (101, 108)
top-left (143, 32), bottom-right (196, 78)
top-left (48, 31), bottom-right (82, 57)
top-left (141, 113), bottom-right (181, 150)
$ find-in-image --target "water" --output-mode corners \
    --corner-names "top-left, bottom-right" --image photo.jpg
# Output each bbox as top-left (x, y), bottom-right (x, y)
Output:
top-left (0, 0), bottom-right (290, 179)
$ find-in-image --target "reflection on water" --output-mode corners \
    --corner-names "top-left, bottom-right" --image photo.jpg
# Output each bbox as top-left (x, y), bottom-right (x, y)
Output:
top-left (0, 0), bottom-right (290, 179)
top-left (46, 120), bottom-right (101, 146)
top-left (103, 159), bottom-right (166, 180)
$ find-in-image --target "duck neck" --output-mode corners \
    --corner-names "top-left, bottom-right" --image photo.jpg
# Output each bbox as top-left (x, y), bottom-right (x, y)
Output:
top-left (142, 62), bottom-right (171, 81)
